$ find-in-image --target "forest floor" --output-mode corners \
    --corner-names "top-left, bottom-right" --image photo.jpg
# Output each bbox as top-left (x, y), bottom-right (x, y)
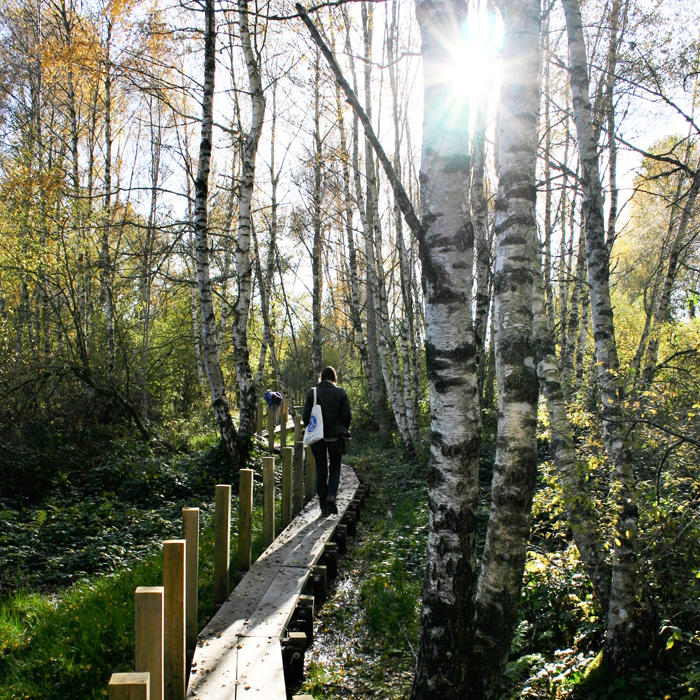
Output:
top-left (0, 423), bottom-right (696, 700)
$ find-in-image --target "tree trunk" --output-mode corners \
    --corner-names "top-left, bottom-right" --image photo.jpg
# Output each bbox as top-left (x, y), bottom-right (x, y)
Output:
top-left (232, 0), bottom-right (266, 436)
top-left (470, 0), bottom-right (541, 696)
top-left (255, 86), bottom-right (280, 391)
top-left (344, 7), bottom-right (392, 438)
top-left (388, 0), bottom-right (419, 447)
top-left (561, 230), bottom-right (586, 395)
top-left (101, 19), bottom-right (115, 378)
top-left (641, 166), bottom-right (700, 386)
top-left (562, 0), bottom-right (639, 669)
top-left (534, 262), bottom-right (610, 609)
top-left (410, 0), bottom-right (482, 695)
top-left (193, 0), bottom-right (241, 464)
top-left (311, 47), bottom-right (324, 379)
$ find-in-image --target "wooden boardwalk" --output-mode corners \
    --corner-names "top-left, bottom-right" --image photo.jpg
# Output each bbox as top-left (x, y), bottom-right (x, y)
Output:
top-left (186, 464), bottom-right (360, 699)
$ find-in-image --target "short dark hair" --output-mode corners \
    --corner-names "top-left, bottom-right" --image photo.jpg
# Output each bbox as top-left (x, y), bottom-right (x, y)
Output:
top-left (320, 366), bottom-right (337, 383)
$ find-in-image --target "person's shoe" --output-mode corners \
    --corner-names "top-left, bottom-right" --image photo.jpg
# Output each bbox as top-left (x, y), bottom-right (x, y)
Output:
top-left (320, 505), bottom-right (329, 517)
top-left (327, 497), bottom-right (338, 515)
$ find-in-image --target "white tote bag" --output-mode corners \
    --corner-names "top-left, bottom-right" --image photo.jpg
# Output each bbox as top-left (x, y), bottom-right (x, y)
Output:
top-left (303, 387), bottom-right (324, 446)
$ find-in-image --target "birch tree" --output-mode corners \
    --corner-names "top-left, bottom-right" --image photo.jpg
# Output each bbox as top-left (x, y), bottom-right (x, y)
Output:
top-left (193, 0), bottom-right (242, 463)
top-left (562, 0), bottom-right (639, 669)
top-left (409, 0), bottom-right (482, 692)
top-left (470, 0), bottom-right (541, 695)
top-left (231, 0), bottom-right (265, 436)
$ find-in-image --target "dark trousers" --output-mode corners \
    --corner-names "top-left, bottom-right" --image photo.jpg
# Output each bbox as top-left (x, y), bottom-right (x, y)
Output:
top-left (311, 439), bottom-right (342, 508)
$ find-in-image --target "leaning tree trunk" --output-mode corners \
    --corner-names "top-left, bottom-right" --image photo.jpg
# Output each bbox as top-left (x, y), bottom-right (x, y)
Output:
top-left (470, 0), bottom-right (541, 696)
top-left (232, 0), bottom-right (266, 436)
top-left (311, 47), bottom-right (324, 379)
top-left (641, 165), bottom-right (700, 387)
top-left (562, 0), bottom-right (639, 670)
top-left (533, 262), bottom-right (610, 610)
top-left (561, 230), bottom-right (587, 396)
top-left (193, 0), bottom-right (241, 464)
top-left (409, 0), bottom-right (482, 695)
top-left (344, 7), bottom-right (392, 438)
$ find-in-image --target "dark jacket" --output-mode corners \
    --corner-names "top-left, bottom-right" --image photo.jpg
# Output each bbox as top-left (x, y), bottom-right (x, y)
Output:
top-left (302, 380), bottom-right (351, 439)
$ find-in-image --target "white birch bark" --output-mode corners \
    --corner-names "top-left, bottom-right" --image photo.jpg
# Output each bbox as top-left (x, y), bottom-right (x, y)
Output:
top-left (193, 0), bottom-right (241, 463)
top-left (410, 0), bottom-right (482, 694)
top-left (344, 8), bottom-right (392, 437)
top-left (232, 0), bottom-right (265, 435)
top-left (562, 0), bottom-right (639, 669)
top-left (388, 0), bottom-right (419, 446)
top-left (471, 0), bottom-right (541, 695)
top-left (311, 47), bottom-right (324, 379)
top-left (534, 262), bottom-right (610, 609)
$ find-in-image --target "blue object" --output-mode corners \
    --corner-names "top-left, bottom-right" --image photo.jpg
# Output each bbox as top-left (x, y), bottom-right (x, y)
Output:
top-left (264, 390), bottom-right (283, 407)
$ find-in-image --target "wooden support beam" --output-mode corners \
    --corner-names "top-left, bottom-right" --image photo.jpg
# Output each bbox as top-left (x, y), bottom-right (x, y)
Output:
top-left (311, 565), bottom-right (327, 603)
top-left (342, 510), bottom-right (356, 537)
top-left (292, 594), bottom-right (314, 643)
top-left (108, 672), bottom-right (150, 700)
top-left (263, 456), bottom-right (275, 548)
top-left (213, 484), bottom-right (231, 607)
top-left (238, 469), bottom-right (254, 571)
top-left (332, 524), bottom-right (347, 555)
top-left (322, 542), bottom-right (338, 579)
top-left (135, 587), bottom-right (163, 700)
top-left (294, 415), bottom-right (302, 443)
top-left (256, 404), bottom-right (264, 437)
top-left (281, 446), bottom-right (293, 529)
top-left (163, 540), bottom-right (186, 700)
top-left (181, 508), bottom-right (199, 654)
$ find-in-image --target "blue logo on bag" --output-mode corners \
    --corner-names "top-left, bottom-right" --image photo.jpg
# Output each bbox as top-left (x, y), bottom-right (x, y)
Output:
top-left (308, 415), bottom-right (317, 432)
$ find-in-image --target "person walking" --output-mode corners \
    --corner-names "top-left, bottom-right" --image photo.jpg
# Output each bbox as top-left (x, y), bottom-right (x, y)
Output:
top-left (302, 366), bottom-right (352, 516)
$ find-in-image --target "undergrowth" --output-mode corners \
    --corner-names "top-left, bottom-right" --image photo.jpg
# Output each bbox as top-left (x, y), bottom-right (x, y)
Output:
top-left (0, 424), bottom-right (271, 700)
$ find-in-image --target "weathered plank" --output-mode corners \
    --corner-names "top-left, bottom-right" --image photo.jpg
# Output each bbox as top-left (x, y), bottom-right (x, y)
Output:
top-left (239, 567), bottom-right (308, 639)
top-left (235, 637), bottom-right (286, 697)
top-left (186, 465), bottom-right (359, 700)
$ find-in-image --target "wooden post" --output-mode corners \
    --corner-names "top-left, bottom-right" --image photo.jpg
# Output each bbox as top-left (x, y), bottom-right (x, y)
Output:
top-left (163, 540), bottom-right (186, 700)
top-left (311, 564), bottom-right (327, 603)
top-left (238, 468), bottom-right (254, 571)
top-left (257, 404), bottom-right (264, 437)
top-left (305, 446), bottom-right (316, 497)
top-left (263, 456), bottom-right (275, 548)
top-left (267, 404), bottom-right (275, 451)
top-left (181, 508), bottom-right (199, 654)
top-left (214, 485), bottom-right (231, 607)
top-left (304, 444), bottom-right (314, 503)
top-left (293, 440), bottom-right (304, 515)
top-left (281, 446), bottom-right (293, 529)
top-left (109, 672), bottom-right (150, 700)
top-left (135, 587), bottom-right (163, 700)
top-left (280, 399), bottom-right (288, 450)
top-left (294, 415), bottom-right (302, 443)
top-left (322, 542), bottom-right (338, 579)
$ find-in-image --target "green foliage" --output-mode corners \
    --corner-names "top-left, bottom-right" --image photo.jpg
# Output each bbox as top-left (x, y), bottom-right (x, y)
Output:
top-left (0, 429), bottom-right (244, 593)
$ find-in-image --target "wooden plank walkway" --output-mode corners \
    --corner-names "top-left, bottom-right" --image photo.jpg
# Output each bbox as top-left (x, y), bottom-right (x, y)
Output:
top-left (186, 464), bottom-right (359, 699)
